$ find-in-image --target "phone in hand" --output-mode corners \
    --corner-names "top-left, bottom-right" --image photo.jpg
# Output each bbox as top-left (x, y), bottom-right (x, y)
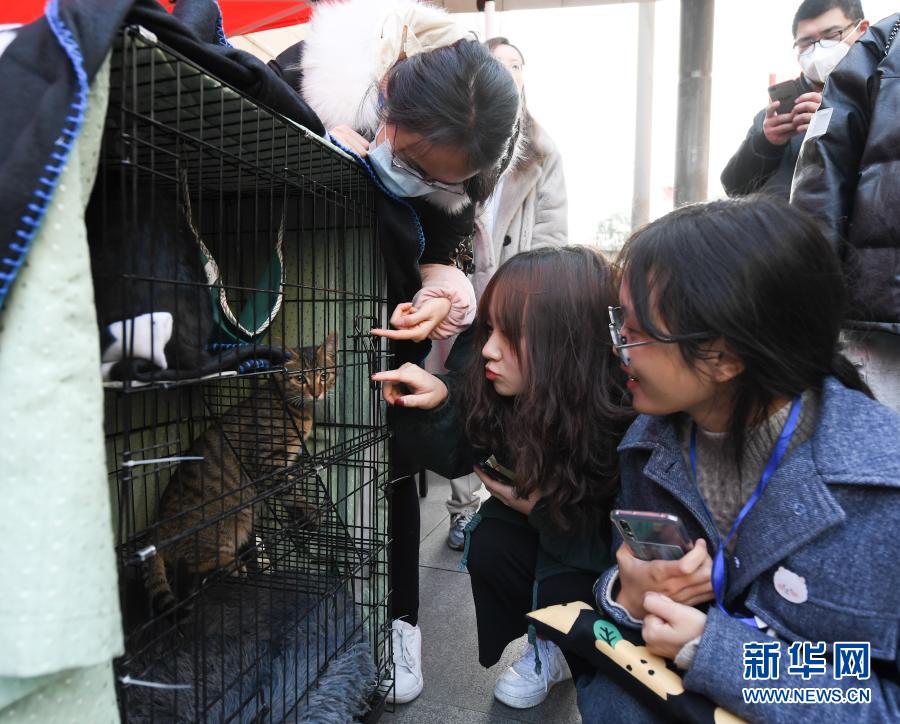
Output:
top-left (768, 79), bottom-right (802, 116)
top-left (610, 510), bottom-right (693, 561)
top-left (477, 454), bottom-right (516, 486)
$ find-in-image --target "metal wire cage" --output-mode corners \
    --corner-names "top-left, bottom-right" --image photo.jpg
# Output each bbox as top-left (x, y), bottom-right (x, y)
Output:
top-left (93, 27), bottom-right (391, 722)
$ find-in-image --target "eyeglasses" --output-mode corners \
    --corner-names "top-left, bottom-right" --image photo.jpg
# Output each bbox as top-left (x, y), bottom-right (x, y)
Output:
top-left (793, 21), bottom-right (859, 56)
top-left (374, 125), bottom-right (468, 196)
top-left (608, 306), bottom-right (659, 366)
top-left (608, 306), bottom-right (712, 366)
top-left (390, 154), bottom-right (467, 196)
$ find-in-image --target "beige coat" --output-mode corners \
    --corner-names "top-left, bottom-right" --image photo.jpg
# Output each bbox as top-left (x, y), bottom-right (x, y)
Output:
top-left (471, 126), bottom-right (568, 300)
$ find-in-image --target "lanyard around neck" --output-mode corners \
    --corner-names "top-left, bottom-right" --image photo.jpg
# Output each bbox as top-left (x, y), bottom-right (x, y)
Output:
top-left (690, 396), bottom-right (802, 628)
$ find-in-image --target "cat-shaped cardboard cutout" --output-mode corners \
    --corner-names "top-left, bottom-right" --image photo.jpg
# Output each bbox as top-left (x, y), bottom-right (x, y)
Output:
top-left (526, 602), bottom-right (744, 724)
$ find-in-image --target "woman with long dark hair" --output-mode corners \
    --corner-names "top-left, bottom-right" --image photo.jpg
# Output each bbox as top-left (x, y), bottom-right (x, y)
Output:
top-left (442, 35), bottom-right (569, 552)
top-left (580, 197), bottom-right (900, 722)
top-left (375, 246), bottom-right (633, 709)
top-left (270, 1), bottom-right (522, 705)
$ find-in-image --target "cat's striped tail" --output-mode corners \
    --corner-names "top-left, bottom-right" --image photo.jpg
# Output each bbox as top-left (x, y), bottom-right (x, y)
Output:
top-left (143, 553), bottom-right (178, 616)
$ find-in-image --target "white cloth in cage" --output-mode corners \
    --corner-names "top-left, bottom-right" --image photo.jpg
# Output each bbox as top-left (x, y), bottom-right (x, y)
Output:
top-left (100, 311), bottom-right (173, 380)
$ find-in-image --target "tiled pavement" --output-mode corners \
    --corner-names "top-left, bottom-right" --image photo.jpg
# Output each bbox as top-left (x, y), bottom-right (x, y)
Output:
top-left (381, 475), bottom-right (582, 724)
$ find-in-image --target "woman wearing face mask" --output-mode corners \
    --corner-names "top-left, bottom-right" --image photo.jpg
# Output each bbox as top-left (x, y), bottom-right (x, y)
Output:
top-left (268, 0), bottom-right (521, 706)
top-left (271, 0), bottom-right (521, 346)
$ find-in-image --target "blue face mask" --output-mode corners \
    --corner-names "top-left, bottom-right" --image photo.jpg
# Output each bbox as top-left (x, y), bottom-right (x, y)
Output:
top-left (367, 135), bottom-right (437, 199)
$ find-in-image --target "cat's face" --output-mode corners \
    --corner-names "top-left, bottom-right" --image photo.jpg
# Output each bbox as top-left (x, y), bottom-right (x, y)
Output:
top-left (284, 333), bottom-right (338, 404)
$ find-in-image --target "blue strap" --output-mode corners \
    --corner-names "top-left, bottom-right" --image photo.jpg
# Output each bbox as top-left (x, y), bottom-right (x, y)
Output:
top-left (691, 396), bottom-right (802, 628)
top-left (205, 342), bottom-right (289, 374)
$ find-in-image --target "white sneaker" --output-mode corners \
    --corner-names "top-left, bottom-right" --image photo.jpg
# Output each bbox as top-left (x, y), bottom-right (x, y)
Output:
top-left (493, 639), bottom-right (571, 709)
top-left (385, 619), bottom-right (424, 704)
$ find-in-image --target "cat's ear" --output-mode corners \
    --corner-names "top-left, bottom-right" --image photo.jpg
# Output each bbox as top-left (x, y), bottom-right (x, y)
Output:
top-left (284, 346), bottom-right (300, 364)
top-left (321, 332), bottom-right (337, 362)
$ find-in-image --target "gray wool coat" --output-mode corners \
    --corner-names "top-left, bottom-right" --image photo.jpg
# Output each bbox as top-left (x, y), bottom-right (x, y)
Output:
top-left (471, 125), bottom-right (568, 301)
top-left (580, 378), bottom-right (900, 723)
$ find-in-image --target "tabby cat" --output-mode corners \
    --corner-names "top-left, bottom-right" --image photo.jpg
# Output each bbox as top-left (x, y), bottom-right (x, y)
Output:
top-left (143, 333), bottom-right (338, 616)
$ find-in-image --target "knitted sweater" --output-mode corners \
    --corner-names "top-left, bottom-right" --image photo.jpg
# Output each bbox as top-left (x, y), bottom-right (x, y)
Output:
top-left (678, 389), bottom-right (820, 540)
top-left (674, 389), bottom-right (819, 669)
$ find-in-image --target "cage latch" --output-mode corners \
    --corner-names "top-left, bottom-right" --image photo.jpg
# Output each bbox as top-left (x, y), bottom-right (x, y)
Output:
top-left (130, 545), bottom-right (157, 566)
top-left (351, 315), bottom-right (381, 390)
top-left (119, 674), bottom-right (191, 691)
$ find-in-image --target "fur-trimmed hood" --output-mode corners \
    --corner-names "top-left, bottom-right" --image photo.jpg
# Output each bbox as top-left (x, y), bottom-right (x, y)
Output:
top-left (299, 0), bottom-right (465, 137)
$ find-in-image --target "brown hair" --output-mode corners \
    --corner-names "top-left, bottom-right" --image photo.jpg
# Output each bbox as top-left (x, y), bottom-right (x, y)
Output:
top-left (485, 37), bottom-right (545, 172)
top-left (461, 246), bottom-right (633, 532)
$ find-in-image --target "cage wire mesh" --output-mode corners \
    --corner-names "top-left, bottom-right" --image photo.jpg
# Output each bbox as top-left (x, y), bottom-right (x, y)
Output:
top-left (92, 27), bottom-right (392, 722)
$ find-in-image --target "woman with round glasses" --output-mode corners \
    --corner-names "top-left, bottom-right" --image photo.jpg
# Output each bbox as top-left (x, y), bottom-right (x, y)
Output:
top-left (269, 0), bottom-right (521, 706)
top-left (271, 0), bottom-right (521, 346)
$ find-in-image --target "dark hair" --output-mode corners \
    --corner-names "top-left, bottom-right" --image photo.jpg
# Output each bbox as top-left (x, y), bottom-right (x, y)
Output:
top-left (619, 196), bottom-right (872, 460)
top-left (462, 246), bottom-right (633, 532)
top-left (792, 0), bottom-right (864, 37)
top-left (485, 36), bottom-right (545, 172)
top-left (383, 39), bottom-right (520, 203)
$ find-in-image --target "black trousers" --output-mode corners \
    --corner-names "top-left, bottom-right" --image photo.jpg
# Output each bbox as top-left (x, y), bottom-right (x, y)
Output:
top-left (386, 340), bottom-right (431, 628)
top-left (466, 516), bottom-right (597, 680)
top-left (388, 474), bottom-right (420, 626)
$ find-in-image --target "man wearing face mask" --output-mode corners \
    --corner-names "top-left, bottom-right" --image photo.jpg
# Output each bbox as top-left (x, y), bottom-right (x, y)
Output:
top-left (791, 11), bottom-right (900, 414)
top-left (721, 0), bottom-right (868, 198)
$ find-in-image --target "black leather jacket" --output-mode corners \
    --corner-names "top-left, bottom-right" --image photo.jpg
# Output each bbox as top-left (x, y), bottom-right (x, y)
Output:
top-left (791, 14), bottom-right (900, 334)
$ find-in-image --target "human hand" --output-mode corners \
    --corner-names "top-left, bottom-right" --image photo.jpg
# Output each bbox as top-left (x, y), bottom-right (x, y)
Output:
top-left (329, 125), bottom-right (370, 156)
top-left (370, 362), bottom-right (448, 409)
top-left (641, 592), bottom-right (708, 660)
top-left (472, 465), bottom-right (538, 515)
top-left (371, 298), bottom-right (453, 342)
top-left (762, 101), bottom-right (797, 146)
top-left (790, 91), bottom-right (823, 135)
top-left (615, 538), bottom-right (714, 620)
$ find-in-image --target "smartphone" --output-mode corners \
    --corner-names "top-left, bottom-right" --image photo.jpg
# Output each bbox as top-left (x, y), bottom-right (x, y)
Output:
top-left (476, 454), bottom-right (516, 486)
top-left (768, 79), bottom-right (801, 116)
top-left (610, 510), bottom-right (693, 561)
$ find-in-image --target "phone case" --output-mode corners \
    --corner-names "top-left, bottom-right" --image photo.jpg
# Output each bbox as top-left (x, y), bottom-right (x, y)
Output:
top-left (768, 79), bottom-right (800, 115)
top-left (610, 510), bottom-right (692, 561)
top-left (477, 454), bottom-right (515, 485)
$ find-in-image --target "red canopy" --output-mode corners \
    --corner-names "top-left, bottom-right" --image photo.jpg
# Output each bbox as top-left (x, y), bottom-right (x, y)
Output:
top-left (1, 1), bottom-right (312, 37)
